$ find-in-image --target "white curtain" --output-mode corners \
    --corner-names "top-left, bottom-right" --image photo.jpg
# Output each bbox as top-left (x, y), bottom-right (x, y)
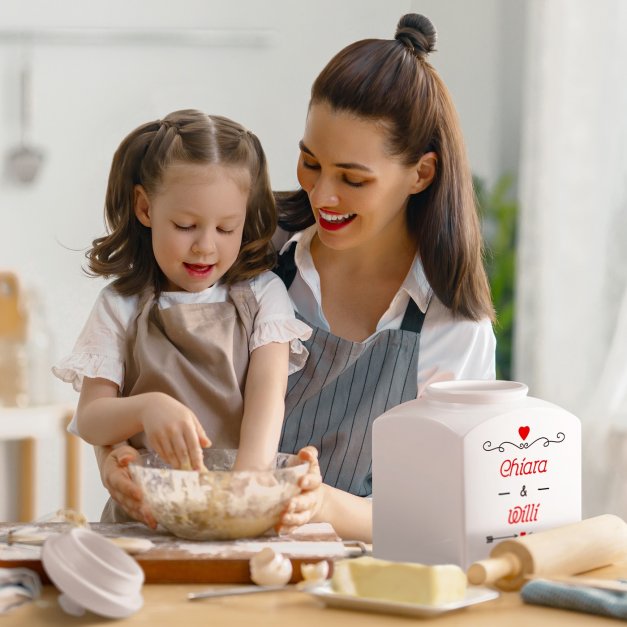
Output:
top-left (515, 0), bottom-right (627, 517)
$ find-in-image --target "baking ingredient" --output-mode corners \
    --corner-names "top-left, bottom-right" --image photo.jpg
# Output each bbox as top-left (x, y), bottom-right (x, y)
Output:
top-left (130, 449), bottom-right (307, 541)
top-left (109, 537), bottom-right (154, 554)
top-left (37, 509), bottom-right (89, 527)
top-left (331, 556), bottom-right (467, 605)
top-left (300, 560), bottom-right (330, 583)
top-left (249, 548), bottom-right (292, 586)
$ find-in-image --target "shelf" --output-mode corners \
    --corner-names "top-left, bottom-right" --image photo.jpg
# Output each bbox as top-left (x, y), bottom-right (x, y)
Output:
top-left (0, 28), bottom-right (276, 48)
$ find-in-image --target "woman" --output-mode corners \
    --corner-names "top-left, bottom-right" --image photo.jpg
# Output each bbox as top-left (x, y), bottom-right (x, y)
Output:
top-left (97, 13), bottom-right (495, 542)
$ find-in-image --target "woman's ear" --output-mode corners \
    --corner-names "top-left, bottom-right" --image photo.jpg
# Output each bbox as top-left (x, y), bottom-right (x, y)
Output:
top-left (410, 151), bottom-right (437, 194)
top-left (134, 185), bottom-right (152, 227)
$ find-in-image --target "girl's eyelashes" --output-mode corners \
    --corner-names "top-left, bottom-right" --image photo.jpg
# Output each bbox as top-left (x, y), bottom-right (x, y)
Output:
top-left (173, 221), bottom-right (237, 234)
top-left (301, 159), bottom-right (320, 170)
top-left (174, 223), bottom-right (194, 231)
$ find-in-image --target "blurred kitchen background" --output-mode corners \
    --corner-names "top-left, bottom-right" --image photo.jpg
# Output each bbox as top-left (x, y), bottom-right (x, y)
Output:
top-left (1, 0), bottom-right (626, 522)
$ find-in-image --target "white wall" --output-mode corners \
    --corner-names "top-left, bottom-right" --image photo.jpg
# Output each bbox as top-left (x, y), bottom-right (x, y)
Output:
top-left (0, 0), bottom-right (525, 521)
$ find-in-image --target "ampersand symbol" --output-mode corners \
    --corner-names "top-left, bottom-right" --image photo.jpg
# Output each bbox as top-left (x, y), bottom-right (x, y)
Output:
top-left (520, 484), bottom-right (527, 497)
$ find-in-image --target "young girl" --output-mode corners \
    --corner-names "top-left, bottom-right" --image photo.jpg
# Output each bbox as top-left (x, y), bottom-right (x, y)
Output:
top-left (53, 110), bottom-right (311, 514)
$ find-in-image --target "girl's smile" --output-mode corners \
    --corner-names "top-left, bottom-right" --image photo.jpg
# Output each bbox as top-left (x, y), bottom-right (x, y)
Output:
top-left (183, 263), bottom-right (215, 279)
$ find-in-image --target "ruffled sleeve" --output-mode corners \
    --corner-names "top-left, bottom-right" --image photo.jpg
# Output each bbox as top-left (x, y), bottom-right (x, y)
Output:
top-left (250, 317), bottom-right (312, 374)
top-left (51, 286), bottom-right (135, 393)
top-left (249, 272), bottom-right (312, 374)
top-left (52, 351), bottom-right (125, 393)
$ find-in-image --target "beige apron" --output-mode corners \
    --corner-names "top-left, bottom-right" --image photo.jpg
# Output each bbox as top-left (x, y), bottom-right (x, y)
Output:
top-left (101, 281), bottom-right (258, 522)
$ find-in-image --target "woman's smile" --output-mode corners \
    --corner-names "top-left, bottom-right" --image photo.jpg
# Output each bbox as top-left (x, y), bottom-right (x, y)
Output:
top-left (318, 208), bottom-right (357, 231)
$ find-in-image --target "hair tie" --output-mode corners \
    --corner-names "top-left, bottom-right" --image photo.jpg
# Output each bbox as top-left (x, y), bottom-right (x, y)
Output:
top-left (158, 119), bottom-right (178, 133)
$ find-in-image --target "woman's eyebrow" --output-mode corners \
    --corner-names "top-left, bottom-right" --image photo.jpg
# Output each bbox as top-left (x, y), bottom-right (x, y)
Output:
top-left (299, 140), bottom-right (373, 173)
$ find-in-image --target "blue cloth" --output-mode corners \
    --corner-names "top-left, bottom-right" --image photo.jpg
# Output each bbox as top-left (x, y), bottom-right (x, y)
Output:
top-left (521, 579), bottom-right (627, 620)
top-left (0, 567), bottom-right (42, 614)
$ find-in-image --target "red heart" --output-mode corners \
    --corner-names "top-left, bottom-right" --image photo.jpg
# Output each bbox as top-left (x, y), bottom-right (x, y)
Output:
top-left (519, 426), bottom-right (530, 440)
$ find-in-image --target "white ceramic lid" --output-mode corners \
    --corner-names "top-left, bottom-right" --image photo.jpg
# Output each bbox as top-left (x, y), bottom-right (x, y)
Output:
top-left (41, 527), bottom-right (144, 618)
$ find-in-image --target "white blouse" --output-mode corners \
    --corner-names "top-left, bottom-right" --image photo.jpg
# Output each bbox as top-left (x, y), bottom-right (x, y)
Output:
top-left (53, 270), bottom-right (312, 394)
top-left (281, 226), bottom-right (496, 396)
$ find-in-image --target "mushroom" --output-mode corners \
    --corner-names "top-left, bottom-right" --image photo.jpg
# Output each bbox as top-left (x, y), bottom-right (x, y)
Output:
top-left (249, 547), bottom-right (293, 586)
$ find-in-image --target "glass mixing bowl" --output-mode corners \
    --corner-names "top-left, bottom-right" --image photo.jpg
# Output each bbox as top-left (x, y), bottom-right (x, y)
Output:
top-left (129, 449), bottom-right (308, 541)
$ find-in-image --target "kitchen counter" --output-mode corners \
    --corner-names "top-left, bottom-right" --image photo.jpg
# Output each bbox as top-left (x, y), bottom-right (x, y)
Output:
top-left (3, 521), bottom-right (626, 624)
top-left (5, 562), bottom-right (627, 626)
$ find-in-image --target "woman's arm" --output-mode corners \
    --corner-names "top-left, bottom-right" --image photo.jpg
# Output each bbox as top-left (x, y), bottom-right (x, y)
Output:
top-left (234, 341), bottom-right (290, 470)
top-left (277, 447), bottom-right (372, 543)
top-left (77, 377), bottom-right (210, 470)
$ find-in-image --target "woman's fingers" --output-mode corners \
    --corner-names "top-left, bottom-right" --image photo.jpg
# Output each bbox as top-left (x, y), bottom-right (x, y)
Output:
top-left (104, 447), bottom-right (157, 528)
top-left (106, 448), bottom-right (141, 500)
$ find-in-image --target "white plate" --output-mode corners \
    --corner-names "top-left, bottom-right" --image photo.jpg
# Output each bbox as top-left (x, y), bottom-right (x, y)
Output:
top-left (306, 581), bottom-right (499, 617)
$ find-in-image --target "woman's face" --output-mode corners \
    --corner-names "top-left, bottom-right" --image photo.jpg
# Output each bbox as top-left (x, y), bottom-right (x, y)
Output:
top-left (297, 101), bottom-right (424, 253)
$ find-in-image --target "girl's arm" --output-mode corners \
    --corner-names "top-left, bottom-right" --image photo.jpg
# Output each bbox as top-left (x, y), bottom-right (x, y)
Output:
top-left (277, 447), bottom-right (373, 543)
top-left (233, 341), bottom-right (290, 470)
top-left (77, 377), bottom-right (210, 470)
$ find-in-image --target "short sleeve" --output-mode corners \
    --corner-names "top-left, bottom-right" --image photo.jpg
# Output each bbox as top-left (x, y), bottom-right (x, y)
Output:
top-left (249, 272), bottom-right (312, 374)
top-left (52, 286), bottom-right (136, 393)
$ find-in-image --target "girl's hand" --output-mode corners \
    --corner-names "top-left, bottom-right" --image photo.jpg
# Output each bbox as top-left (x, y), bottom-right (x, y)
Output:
top-left (276, 446), bottom-right (324, 534)
top-left (140, 393), bottom-right (211, 470)
top-left (101, 444), bottom-right (157, 528)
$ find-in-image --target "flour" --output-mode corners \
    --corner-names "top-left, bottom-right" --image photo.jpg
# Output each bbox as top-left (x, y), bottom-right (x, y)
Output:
top-left (130, 451), bottom-right (308, 541)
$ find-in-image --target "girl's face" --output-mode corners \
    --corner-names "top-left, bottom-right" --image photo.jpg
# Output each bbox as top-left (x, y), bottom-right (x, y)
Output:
top-left (297, 102), bottom-right (432, 254)
top-left (134, 163), bottom-right (248, 292)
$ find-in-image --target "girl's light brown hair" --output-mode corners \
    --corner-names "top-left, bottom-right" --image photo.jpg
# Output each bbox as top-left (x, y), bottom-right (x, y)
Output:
top-left (278, 14), bottom-right (494, 322)
top-left (87, 109), bottom-right (276, 295)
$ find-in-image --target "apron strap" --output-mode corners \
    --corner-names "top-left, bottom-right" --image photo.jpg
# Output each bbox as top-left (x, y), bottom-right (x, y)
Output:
top-left (274, 242), bottom-right (298, 288)
top-left (400, 297), bottom-right (426, 333)
top-left (276, 241), bottom-right (427, 334)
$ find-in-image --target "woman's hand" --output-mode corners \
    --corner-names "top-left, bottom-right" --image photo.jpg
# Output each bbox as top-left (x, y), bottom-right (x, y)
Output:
top-left (276, 446), bottom-right (324, 533)
top-left (100, 444), bottom-right (157, 528)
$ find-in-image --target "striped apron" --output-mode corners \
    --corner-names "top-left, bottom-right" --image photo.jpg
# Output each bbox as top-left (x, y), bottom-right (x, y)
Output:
top-left (275, 243), bottom-right (426, 496)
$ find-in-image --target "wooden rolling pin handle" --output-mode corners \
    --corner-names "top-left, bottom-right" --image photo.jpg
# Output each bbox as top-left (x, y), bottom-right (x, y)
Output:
top-left (467, 552), bottom-right (522, 585)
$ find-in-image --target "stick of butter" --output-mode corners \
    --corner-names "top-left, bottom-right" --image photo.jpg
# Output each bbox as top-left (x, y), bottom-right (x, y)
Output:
top-left (331, 556), bottom-right (466, 605)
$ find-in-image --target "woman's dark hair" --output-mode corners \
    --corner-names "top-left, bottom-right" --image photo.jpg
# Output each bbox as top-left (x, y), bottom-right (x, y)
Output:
top-left (277, 14), bottom-right (494, 322)
top-left (87, 109), bottom-right (276, 295)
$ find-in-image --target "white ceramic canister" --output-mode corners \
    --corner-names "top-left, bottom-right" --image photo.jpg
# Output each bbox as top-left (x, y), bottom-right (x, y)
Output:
top-left (372, 380), bottom-right (581, 569)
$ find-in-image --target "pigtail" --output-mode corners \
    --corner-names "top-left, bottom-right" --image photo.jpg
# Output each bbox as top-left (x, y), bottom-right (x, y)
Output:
top-left (223, 128), bottom-right (277, 284)
top-left (86, 120), bottom-right (162, 295)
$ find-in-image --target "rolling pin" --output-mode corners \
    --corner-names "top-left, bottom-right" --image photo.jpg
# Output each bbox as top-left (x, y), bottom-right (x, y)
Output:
top-left (467, 514), bottom-right (627, 590)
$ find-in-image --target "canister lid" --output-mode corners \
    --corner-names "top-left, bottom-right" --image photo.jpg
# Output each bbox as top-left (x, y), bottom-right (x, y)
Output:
top-left (424, 380), bottom-right (529, 404)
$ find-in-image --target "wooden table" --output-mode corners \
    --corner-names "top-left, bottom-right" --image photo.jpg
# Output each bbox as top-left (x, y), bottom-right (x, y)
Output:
top-left (2, 576), bottom-right (624, 626)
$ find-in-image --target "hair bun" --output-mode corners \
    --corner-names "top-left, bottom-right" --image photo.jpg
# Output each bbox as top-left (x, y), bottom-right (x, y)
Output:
top-left (395, 13), bottom-right (437, 58)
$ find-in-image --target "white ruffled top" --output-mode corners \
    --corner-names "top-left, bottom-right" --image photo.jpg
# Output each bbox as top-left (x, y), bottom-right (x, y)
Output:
top-left (52, 270), bottom-right (312, 394)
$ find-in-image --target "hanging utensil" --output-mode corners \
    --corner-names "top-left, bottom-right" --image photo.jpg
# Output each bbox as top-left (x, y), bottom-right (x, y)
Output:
top-left (6, 58), bottom-right (44, 184)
